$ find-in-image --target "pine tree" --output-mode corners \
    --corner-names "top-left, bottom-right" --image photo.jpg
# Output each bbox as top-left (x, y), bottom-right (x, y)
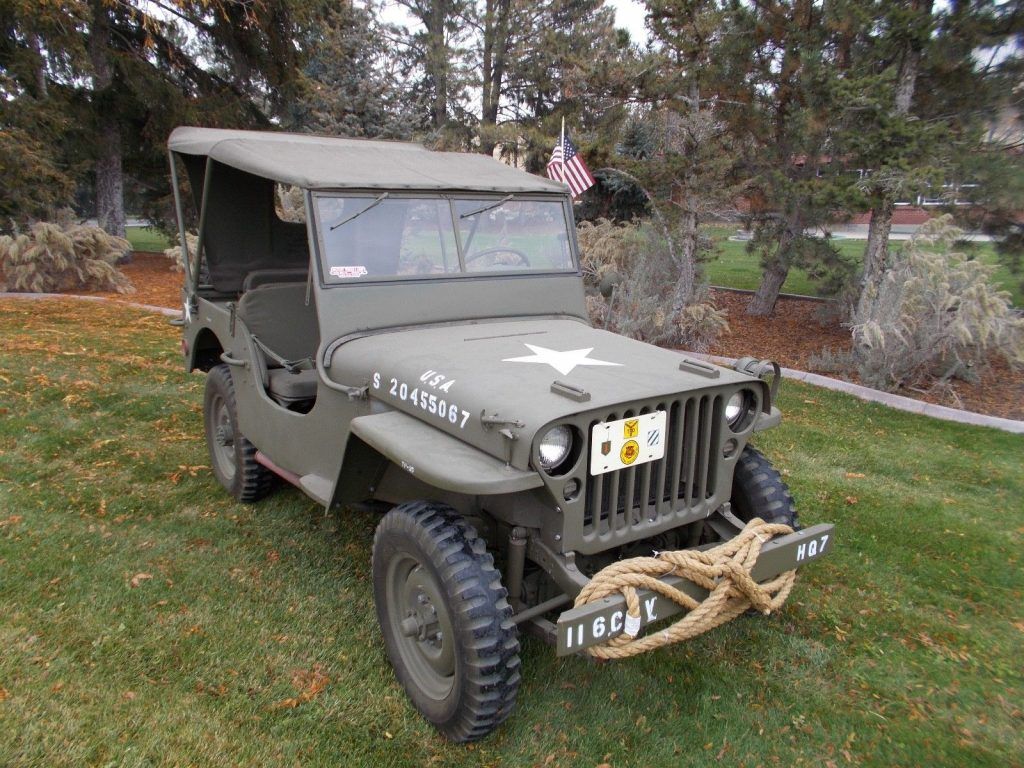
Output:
top-left (720, 0), bottom-right (863, 316)
top-left (284, 1), bottom-right (418, 140)
top-left (1, 0), bottom-right (321, 235)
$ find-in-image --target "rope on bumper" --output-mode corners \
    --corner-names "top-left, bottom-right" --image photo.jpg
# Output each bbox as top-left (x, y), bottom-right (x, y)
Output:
top-left (573, 518), bottom-right (797, 660)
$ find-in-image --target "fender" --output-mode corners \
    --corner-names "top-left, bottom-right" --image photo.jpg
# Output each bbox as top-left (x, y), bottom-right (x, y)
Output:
top-left (348, 410), bottom-right (543, 496)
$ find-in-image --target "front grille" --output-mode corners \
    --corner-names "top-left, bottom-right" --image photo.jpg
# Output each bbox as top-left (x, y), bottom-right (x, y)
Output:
top-left (581, 394), bottom-right (723, 547)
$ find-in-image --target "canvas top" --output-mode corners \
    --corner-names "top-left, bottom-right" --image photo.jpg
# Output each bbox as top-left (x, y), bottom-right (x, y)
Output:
top-left (168, 126), bottom-right (567, 194)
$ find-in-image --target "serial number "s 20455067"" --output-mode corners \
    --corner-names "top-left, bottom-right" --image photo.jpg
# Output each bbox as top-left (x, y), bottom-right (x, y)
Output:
top-left (372, 370), bottom-right (471, 429)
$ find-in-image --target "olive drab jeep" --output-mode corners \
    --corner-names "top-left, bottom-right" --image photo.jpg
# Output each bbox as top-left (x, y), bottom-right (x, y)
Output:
top-left (168, 127), bottom-right (834, 742)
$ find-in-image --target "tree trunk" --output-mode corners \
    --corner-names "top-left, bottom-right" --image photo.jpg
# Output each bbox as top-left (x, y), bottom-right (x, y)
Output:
top-left (670, 82), bottom-right (701, 320)
top-left (427, 1), bottom-right (448, 130)
top-left (856, 197), bottom-right (895, 318)
top-left (89, 0), bottom-right (127, 245)
top-left (29, 34), bottom-right (48, 98)
top-left (747, 223), bottom-right (797, 316)
top-left (855, 0), bottom-right (932, 320)
top-left (480, 0), bottom-right (511, 155)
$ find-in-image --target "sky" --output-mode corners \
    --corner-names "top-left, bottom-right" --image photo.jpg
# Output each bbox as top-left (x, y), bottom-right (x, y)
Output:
top-left (376, 0), bottom-right (651, 45)
top-left (606, 0), bottom-right (650, 44)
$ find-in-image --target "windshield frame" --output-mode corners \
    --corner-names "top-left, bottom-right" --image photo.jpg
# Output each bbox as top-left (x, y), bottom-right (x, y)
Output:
top-left (309, 190), bottom-right (580, 287)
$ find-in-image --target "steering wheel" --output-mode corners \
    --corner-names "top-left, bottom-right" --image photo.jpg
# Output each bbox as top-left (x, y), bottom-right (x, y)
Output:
top-left (464, 247), bottom-right (531, 268)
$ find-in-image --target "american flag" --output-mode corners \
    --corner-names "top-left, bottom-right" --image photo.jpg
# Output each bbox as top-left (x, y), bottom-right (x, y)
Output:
top-left (546, 134), bottom-right (595, 197)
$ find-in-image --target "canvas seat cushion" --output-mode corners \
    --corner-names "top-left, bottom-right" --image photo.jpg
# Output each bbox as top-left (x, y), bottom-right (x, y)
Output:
top-left (267, 367), bottom-right (318, 402)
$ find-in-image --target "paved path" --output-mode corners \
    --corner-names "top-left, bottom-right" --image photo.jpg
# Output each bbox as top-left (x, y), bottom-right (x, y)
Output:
top-left (3, 292), bottom-right (1022, 435)
top-left (729, 224), bottom-right (996, 242)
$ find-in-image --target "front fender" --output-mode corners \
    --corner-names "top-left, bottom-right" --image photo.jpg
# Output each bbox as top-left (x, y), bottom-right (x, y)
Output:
top-left (348, 410), bottom-right (543, 496)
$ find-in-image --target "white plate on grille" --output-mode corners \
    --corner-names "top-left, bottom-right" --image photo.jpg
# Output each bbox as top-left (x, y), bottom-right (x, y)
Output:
top-left (589, 411), bottom-right (667, 476)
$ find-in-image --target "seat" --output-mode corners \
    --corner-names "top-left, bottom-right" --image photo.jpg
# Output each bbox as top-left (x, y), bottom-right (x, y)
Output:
top-left (267, 367), bottom-right (318, 404)
top-left (236, 283), bottom-right (320, 408)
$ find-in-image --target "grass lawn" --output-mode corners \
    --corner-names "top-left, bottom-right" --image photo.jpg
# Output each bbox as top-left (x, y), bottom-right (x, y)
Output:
top-left (126, 227), bottom-right (172, 253)
top-left (1, 299), bottom-right (1022, 767)
top-left (702, 226), bottom-right (1022, 306)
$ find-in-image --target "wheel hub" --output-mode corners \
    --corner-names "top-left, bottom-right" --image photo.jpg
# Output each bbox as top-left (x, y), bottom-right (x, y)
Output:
top-left (402, 590), bottom-right (444, 646)
top-left (387, 558), bottom-right (456, 700)
top-left (215, 424), bottom-right (234, 447)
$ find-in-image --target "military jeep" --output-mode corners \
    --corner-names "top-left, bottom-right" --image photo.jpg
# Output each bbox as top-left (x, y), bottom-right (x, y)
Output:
top-left (167, 127), bottom-right (834, 742)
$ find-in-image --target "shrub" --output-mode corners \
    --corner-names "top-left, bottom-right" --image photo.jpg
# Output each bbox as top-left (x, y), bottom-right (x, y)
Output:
top-left (276, 184), bottom-right (306, 222)
top-left (851, 215), bottom-right (1024, 391)
top-left (163, 232), bottom-right (198, 273)
top-left (577, 218), bottom-right (728, 352)
top-left (0, 221), bottom-right (133, 294)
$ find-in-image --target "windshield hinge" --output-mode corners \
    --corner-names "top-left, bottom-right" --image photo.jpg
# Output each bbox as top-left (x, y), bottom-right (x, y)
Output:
top-left (481, 411), bottom-right (525, 431)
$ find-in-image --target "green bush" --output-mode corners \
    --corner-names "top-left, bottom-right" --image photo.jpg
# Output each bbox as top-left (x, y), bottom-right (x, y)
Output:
top-left (0, 221), bottom-right (134, 294)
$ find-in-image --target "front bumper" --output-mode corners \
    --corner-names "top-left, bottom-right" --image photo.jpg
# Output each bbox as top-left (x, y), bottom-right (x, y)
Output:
top-left (555, 522), bottom-right (834, 655)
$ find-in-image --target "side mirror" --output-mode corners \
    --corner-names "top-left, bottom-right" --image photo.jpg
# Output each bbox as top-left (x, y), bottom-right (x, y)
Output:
top-left (599, 270), bottom-right (621, 299)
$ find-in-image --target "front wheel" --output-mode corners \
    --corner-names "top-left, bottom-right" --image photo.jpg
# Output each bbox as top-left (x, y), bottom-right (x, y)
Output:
top-left (730, 446), bottom-right (799, 528)
top-left (372, 501), bottom-right (521, 742)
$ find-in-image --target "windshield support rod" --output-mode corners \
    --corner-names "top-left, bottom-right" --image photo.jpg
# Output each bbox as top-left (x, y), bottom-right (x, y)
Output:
top-left (329, 192), bottom-right (390, 231)
top-left (168, 150), bottom-right (191, 294)
top-left (191, 156), bottom-right (215, 290)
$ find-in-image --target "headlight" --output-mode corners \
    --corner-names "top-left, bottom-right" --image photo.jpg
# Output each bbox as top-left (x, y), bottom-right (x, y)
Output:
top-left (725, 390), bottom-right (754, 429)
top-left (538, 425), bottom-right (573, 471)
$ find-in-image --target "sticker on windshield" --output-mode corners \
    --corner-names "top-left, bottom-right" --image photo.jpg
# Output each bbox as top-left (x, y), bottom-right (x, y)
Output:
top-left (329, 265), bottom-right (368, 278)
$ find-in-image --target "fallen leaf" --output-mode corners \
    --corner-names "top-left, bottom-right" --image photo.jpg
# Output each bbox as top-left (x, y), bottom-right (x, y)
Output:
top-left (845, 496), bottom-right (858, 505)
top-left (122, 691), bottom-right (136, 701)
top-left (844, 472), bottom-right (865, 479)
top-left (272, 664), bottom-right (330, 709)
top-left (0, 688), bottom-right (8, 701)
top-left (129, 572), bottom-right (153, 588)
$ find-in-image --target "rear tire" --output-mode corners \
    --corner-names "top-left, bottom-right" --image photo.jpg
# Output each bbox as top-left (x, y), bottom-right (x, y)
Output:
top-left (203, 364), bottom-right (273, 503)
top-left (730, 446), bottom-right (799, 528)
top-left (372, 501), bottom-right (521, 742)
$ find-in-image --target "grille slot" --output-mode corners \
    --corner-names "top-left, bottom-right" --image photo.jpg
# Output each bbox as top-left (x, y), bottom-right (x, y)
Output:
top-left (583, 394), bottom-right (723, 543)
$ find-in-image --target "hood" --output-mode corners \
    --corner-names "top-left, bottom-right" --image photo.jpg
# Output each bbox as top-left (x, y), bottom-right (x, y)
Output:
top-left (327, 318), bottom-right (759, 468)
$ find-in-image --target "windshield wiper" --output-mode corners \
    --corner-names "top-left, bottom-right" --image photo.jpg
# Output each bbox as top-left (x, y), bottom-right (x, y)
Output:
top-left (459, 194), bottom-right (514, 219)
top-left (329, 192), bottom-right (389, 231)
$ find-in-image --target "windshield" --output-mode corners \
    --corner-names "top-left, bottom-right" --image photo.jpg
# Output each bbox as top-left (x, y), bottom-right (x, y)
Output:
top-left (315, 195), bottom-right (575, 283)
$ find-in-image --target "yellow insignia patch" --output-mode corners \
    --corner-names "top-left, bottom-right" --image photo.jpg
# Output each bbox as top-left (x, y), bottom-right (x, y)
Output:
top-left (623, 419), bottom-right (639, 438)
top-left (620, 440), bottom-right (639, 465)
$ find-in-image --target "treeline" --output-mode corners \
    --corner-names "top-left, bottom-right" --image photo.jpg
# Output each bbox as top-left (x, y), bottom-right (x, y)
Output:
top-left (1, 0), bottom-right (1021, 315)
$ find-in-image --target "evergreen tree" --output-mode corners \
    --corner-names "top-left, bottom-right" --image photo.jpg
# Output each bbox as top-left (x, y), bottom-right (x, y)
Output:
top-left (1, 0), bottom-right (321, 235)
top-left (285, 1), bottom-right (418, 139)
top-left (720, 0), bottom-right (863, 316)
top-left (394, 0), bottom-right (477, 141)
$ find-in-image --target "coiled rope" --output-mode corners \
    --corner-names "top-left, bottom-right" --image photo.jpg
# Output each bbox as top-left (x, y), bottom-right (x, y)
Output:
top-left (574, 518), bottom-right (797, 660)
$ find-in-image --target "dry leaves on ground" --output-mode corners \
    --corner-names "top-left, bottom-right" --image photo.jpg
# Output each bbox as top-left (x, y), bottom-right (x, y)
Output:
top-left (272, 664), bottom-right (330, 709)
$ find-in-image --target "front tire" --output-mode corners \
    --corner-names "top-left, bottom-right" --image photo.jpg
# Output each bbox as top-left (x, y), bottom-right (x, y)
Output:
top-left (730, 446), bottom-right (799, 528)
top-left (372, 501), bottom-right (521, 742)
top-left (203, 364), bottom-right (272, 503)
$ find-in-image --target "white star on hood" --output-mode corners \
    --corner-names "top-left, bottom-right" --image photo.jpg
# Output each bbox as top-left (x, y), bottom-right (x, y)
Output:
top-left (502, 343), bottom-right (622, 376)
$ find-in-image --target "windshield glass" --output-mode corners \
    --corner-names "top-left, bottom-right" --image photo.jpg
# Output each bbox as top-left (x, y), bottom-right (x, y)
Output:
top-left (317, 197), bottom-right (459, 280)
top-left (454, 198), bottom-right (573, 273)
top-left (315, 195), bottom-right (574, 283)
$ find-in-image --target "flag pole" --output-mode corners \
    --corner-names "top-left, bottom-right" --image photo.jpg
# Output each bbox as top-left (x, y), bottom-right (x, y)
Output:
top-left (560, 117), bottom-right (565, 152)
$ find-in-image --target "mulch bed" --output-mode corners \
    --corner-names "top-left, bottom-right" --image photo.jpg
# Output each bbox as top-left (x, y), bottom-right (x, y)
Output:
top-left (708, 288), bottom-right (1024, 421)
top-left (66, 253), bottom-right (1024, 422)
